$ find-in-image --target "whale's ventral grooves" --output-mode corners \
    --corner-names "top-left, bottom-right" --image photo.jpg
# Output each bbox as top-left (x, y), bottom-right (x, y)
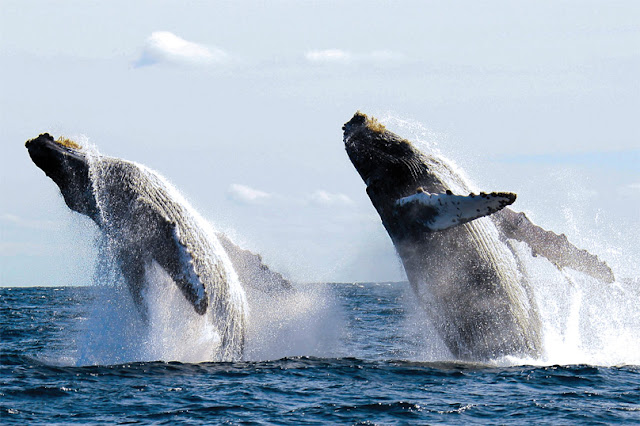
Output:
top-left (342, 111), bottom-right (614, 361)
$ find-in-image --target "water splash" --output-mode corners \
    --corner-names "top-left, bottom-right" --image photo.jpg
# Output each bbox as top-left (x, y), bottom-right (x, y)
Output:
top-left (74, 144), bottom-right (248, 365)
top-left (382, 114), bottom-right (639, 367)
top-left (71, 144), bottom-right (342, 366)
top-left (63, 124), bottom-right (637, 367)
top-left (244, 283), bottom-right (343, 361)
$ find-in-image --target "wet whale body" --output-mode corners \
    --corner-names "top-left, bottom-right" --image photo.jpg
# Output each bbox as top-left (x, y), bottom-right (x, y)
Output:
top-left (343, 112), bottom-right (614, 360)
top-left (25, 133), bottom-right (259, 360)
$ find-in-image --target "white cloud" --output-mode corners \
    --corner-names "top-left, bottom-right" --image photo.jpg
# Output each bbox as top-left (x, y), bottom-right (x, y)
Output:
top-left (307, 190), bottom-right (354, 206)
top-left (227, 186), bottom-right (354, 208)
top-left (304, 49), bottom-right (404, 65)
top-left (305, 49), bottom-right (352, 64)
top-left (135, 31), bottom-right (228, 67)
top-left (228, 184), bottom-right (272, 204)
top-left (366, 50), bottom-right (405, 62)
top-left (626, 183), bottom-right (640, 191)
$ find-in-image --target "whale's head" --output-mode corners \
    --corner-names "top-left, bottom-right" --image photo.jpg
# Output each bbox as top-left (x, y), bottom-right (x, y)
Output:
top-left (26, 133), bottom-right (99, 221)
top-left (343, 112), bottom-right (442, 199)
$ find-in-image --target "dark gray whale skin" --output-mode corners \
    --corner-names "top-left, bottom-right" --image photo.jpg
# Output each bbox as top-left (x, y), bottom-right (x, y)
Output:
top-left (343, 112), bottom-right (614, 361)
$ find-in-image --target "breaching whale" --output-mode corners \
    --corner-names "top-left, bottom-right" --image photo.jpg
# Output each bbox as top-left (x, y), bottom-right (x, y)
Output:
top-left (343, 112), bottom-right (615, 360)
top-left (25, 133), bottom-right (253, 360)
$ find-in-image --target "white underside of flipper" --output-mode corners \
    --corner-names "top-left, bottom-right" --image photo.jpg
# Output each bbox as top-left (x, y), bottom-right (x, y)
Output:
top-left (395, 190), bottom-right (516, 231)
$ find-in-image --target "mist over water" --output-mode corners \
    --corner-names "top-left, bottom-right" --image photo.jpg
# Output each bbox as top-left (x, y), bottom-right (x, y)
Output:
top-left (75, 260), bottom-right (344, 366)
top-left (77, 257), bottom-right (227, 365)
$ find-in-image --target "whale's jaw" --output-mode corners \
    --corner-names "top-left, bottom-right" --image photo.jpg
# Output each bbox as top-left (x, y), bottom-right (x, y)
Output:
top-left (26, 133), bottom-right (99, 221)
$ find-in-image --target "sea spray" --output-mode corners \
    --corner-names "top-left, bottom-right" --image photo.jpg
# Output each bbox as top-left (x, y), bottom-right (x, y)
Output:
top-left (381, 114), bottom-right (639, 367)
top-left (73, 144), bottom-right (340, 365)
top-left (29, 129), bottom-right (636, 367)
top-left (244, 282), bottom-right (343, 361)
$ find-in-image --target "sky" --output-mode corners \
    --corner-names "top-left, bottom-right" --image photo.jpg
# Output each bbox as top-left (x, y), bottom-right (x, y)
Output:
top-left (1, 0), bottom-right (638, 286)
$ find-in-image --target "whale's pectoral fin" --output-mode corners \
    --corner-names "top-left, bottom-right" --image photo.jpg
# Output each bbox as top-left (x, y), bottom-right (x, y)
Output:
top-left (141, 207), bottom-right (209, 315)
top-left (495, 208), bottom-right (615, 283)
top-left (394, 190), bottom-right (517, 232)
top-left (116, 248), bottom-right (149, 321)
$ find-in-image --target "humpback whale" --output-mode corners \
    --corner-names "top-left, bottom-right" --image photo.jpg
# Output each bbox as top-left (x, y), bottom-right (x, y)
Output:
top-left (343, 112), bottom-right (615, 360)
top-left (26, 133), bottom-right (250, 360)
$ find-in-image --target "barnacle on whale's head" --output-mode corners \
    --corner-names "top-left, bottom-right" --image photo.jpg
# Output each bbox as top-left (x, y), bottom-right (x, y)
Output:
top-left (55, 136), bottom-right (83, 150)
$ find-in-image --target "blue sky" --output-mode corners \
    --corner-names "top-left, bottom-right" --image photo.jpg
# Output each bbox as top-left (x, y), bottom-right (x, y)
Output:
top-left (1, 0), bottom-right (638, 285)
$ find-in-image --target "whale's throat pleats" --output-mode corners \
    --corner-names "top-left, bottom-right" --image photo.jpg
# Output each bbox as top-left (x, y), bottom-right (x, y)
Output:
top-left (85, 154), bottom-right (247, 361)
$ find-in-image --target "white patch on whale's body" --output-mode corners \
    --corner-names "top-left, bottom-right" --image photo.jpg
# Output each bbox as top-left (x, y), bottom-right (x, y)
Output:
top-left (395, 191), bottom-right (516, 232)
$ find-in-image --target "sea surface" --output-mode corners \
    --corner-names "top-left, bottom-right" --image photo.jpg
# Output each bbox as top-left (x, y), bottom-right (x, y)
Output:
top-left (2, 284), bottom-right (639, 425)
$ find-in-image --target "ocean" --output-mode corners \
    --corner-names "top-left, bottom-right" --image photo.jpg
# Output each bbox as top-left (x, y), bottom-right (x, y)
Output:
top-left (2, 283), bottom-right (639, 425)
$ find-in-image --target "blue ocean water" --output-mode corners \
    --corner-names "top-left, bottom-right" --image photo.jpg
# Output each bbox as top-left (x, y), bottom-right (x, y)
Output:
top-left (2, 284), bottom-right (639, 425)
